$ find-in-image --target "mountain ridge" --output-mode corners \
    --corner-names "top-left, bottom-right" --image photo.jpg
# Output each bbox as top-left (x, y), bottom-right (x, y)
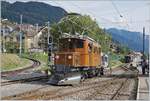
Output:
top-left (1, 1), bottom-right (67, 25)
top-left (106, 28), bottom-right (149, 53)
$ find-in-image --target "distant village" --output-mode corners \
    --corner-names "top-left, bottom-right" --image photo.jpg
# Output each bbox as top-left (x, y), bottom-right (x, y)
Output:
top-left (1, 18), bottom-right (136, 55)
top-left (1, 19), bottom-right (49, 53)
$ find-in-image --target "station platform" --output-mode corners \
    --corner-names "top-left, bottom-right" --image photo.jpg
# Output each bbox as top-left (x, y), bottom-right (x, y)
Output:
top-left (137, 76), bottom-right (149, 100)
top-left (136, 66), bottom-right (149, 100)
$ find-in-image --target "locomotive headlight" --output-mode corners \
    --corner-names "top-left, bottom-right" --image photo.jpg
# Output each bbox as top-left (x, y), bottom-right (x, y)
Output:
top-left (68, 55), bottom-right (72, 59)
top-left (68, 38), bottom-right (71, 42)
top-left (55, 55), bottom-right (59, 59)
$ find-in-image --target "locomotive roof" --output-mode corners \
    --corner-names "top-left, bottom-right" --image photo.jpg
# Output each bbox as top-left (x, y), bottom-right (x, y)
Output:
top-left (60, 35), bottom-right (100, 47)
top-left (61, 34), bottom-right (95, 41)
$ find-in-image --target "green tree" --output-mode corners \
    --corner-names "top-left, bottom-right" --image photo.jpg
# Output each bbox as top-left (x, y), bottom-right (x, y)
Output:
top-left (119, 45), bottom-right (131, 55)
top-left (43, 14), bottom-right (112, 53)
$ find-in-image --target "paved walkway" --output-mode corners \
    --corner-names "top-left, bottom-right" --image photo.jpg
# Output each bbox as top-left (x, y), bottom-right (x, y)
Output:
top-left (137, 66), bottom-right (149, 100)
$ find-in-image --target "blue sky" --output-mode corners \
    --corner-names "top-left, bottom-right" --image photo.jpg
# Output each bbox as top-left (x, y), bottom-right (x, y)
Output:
top-left (6, 0), bottom-right (150, 34)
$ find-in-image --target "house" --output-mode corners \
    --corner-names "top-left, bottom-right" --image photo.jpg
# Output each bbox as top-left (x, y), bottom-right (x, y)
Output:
top-left (1, 20), bottom-right (46, 52)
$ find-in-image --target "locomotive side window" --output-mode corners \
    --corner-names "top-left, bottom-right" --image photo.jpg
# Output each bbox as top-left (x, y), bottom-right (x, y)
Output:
top-left (97, 47), bottom-right (101, 54)
top-left (94, 47), bottom-right (97, 53)
top-left (97, 48), bottom-right (99, 53)
top-left (88, 43), bottom-right (93, 53)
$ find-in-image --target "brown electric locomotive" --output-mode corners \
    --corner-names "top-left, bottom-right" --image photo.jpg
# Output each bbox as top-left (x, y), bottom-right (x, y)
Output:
top-left (48, 35), bottom-right (104, 85)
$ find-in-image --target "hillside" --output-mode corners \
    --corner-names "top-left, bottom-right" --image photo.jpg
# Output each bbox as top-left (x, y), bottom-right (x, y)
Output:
top-left (1, 1), bottom-right (67, 25)
top-left (106, 28), bottom-right (149, 53)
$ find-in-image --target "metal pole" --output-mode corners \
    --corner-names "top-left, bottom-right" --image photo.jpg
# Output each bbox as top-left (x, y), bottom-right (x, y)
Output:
top-left (19, 14), bottom-right (22, 57)
top-left (35, 23), bottom-right (38, 48)
top-left (47, 21), bottom-right (50, 44)
top-left (36, 23), bottom-right (38, 32)
top-left (3, 26), bottom-right (5, 52)
top-left (47, 21), bottom-right (50, 62)
top-left (149, 3), bottom-right (150, 65)
top-left (143, 27), bottom-right (145, 56)
top-left (1, 19), bottom-right (8, 53)
top-left (2, 26), bottom-right (5, 53)
top-left (47, 21), bottom-right (53, 65)
top-left (148, 3), bottom-right (150, 64)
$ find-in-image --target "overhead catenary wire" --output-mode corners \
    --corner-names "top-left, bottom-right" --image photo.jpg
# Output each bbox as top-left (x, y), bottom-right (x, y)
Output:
top-left (110, 0), bottom-right (130, 29)
top-left (58, 1), bottom-right (126, 34)
top-left (69, 1), bottom-right (130, 30)
top-left (67, 1), bottom-right (104, 33)
top-left (56, 14), bottom-right (96, 36)
top-left (51, 0), bottom-right (72, 13)
top-left (111, 0), bottom-right (123, 18)
top-left (53, 2), bottom-right (98, 36)
top-left (49, 1), bottom-right (148, 33)
top-left (49, 1), bottom-right (129, 29)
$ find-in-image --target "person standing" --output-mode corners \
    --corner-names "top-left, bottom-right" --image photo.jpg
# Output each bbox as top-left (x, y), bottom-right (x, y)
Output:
top-left (141, 59), bottom-right (146, 75)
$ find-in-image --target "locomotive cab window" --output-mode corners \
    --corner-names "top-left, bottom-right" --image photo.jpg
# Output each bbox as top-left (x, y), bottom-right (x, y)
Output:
top-left (59, 38), bottom-right (84, 51)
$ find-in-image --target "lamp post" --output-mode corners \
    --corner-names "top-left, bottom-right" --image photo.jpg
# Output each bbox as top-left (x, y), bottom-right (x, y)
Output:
top-left (1, 19), bottom-right (8, 53)
top-left (46, 21), bottom-right (53, 63)
top-left (142, 27), bottom-right (145, 58)
top-left (19, 14), bottom-right (23, 57)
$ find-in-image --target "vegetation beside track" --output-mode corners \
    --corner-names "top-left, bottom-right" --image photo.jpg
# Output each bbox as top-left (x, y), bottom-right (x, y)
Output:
top-left (22, 52), bottom-right (48, 63)
top-left (109, 52), bottom-right (124, 68)
top-left (22, 52), bottom-right (50, 72)
top-left (1, 53), bottom-right (31, 72)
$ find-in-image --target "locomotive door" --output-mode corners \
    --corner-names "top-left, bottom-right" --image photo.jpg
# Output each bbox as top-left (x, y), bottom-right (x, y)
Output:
top-left (88, 43), bottom-right (93, 66)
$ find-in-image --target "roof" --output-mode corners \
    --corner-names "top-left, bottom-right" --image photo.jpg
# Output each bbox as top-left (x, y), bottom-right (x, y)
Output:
top-left (61, 33), bottom-right (96, 42)
top-left (61, 34), bottom-right (101, 47)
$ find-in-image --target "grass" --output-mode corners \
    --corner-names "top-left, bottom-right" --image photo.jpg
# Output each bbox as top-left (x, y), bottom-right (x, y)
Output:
top-left (22, 52), bottom-right (48, 62)
top-left (109, 52), bottom-right (124, 68)
top-left (110, 60), bottom-right (123, 69)
top-left (1, 53), bottom-right (31, 72)
top-left (22, 52), bottom-right (50, 71)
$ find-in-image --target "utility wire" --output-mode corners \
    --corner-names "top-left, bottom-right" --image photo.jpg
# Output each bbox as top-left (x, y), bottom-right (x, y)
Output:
top-left (51, 1), bottom-right (131, 31)
top-left (110, 0), bottom-right (130, 29)
top-left (56, 2), bottom-right (98, 35)
top-left (69, 1), bottom-right (128, 29)
top-left (52, 1), bottom-right (124, 28)
top-left (51, 1), bottom-right (72, 12)
top-left (111, 0), bottom-right (123, 18)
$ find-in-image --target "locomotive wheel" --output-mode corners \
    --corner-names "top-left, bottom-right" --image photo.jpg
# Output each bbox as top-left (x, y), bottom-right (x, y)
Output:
top-left (100, 67), bottom-right (104, 75)
top-left (97, 71), bottom-right (101, 77)
top-left (95, 69), bottom-right (99, 77)
top-left (81, 73), bottom-right (86, 81)
top-left (83, 72), bottom-right (88, 78)
top-left (96, 69), bottom-right (102, 77)
top-left (92, 70), bottom-right (96, 77)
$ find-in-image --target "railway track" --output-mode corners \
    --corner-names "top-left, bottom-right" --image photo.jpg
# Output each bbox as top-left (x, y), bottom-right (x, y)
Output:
top-left (51, 78), bottom-right (127, 100)
top-left (2, 78), bottom-right (135, 100)
top-left (1, 58), bottom-right (41, 76)
top-left (2, 63), bottom-right (138, 100)
top-left (104, 63), bottom-right (138, 78)
top-left (83, 78), bottom-right (129, 100)
top-left (1, 76), bottom-right (49, 86)
top-left (110, 78), bottom-right (129, 100)
top-left (1, 78), bottom-right (117, 100)
top-left (3, 78), bottom-right (132, 100)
